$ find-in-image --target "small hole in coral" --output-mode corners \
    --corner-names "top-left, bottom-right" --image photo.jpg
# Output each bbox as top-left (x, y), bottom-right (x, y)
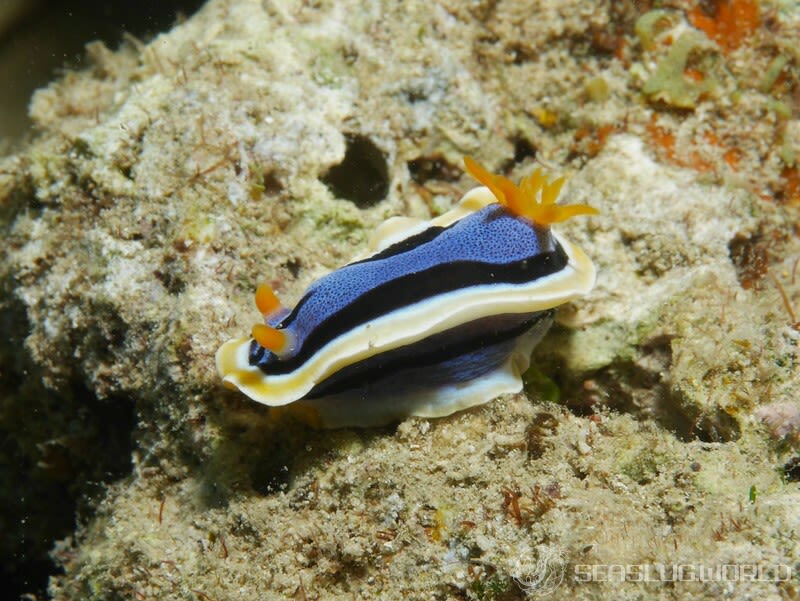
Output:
top-left (321, 135), bottom-right (389, 208)
top-left (282, 258), bottom-right (302, 279)
top-left (513, 137), bottom-right (537, 163)
top-left (500, 137), bottom-right (538, 173)
top-left (728, 231), bottom-right (769, 290)
top-left (261, 170), bottom-right (283, 195)
top-left (407, 155), bottom-right (462, 184)
top-left (783, 457), bottom-right (800, 482)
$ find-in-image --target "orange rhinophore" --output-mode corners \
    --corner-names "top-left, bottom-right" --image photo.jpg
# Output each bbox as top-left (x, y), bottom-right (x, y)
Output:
top-left (255, 283), bottom-right (283, 317)
top-left (251, 323), bottom-right (291, 355)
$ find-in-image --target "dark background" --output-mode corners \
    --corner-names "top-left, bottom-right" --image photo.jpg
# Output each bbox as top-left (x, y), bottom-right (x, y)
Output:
top-left (0, 1), bottom-right (206, 598)
top-left (0, 0), bottom-right (206, 143)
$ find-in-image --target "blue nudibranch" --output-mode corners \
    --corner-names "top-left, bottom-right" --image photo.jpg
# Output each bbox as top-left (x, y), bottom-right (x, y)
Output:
top-left (216, 157), bottom-right (597, 427)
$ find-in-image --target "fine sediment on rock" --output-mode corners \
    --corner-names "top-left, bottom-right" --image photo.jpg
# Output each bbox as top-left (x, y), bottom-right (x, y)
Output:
top-left (1, 1), bottom-right (798, 599)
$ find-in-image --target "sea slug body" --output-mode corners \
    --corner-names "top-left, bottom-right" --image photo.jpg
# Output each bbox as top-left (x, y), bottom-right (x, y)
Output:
top-left (216, 158), bottom-right (597, 427)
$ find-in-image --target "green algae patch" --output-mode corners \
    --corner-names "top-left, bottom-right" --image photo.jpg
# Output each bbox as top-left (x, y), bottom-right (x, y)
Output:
top-left (634, 9), bottom-right (675, 51)
top-left (584, 76), bottom-right (610, 102)
top-left (522, 366), bottom-right (561, 404)
top-left (642, 30), bottom-right (719, 109)
top-left (759, 54), bottom-right (790, 93)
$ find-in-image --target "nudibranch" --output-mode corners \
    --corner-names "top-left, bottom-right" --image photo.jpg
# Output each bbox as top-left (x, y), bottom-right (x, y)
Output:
top-left (216, 157), bottom-right (597, 428)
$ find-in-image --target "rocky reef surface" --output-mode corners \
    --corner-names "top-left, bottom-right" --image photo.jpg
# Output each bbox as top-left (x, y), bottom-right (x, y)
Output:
top-left (1, 1), bottom-right (798, 599)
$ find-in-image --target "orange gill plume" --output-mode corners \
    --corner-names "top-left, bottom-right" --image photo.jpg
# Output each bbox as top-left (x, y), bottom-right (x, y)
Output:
top-left (463, 156), bottom-right (598, 226)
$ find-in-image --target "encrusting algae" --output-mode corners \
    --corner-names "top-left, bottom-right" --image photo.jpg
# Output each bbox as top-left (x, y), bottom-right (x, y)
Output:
top-left (0, 0), bottom-right (798, 600)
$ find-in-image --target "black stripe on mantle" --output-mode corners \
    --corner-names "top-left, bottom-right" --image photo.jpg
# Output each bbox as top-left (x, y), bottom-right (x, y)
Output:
top-left (304, 311), bottom-right (553, 400)
top-left (250, 242), bottom-right (568, 375)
